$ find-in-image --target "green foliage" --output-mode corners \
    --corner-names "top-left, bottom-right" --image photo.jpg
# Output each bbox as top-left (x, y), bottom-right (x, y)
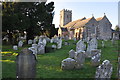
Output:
top-left (2, 2), bottom-right (55, 40)
top-left (115, 25), bottom-right (120, 31)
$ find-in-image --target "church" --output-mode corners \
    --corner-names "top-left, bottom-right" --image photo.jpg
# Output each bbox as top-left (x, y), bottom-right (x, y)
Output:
top-left (58, 9), bottom-right (112, 40)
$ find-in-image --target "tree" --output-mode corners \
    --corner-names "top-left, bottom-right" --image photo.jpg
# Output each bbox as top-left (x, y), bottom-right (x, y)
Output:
top-left (115, 25), bottom-right (120, 31)
top-left (2, 2), bottom-right (55, 44)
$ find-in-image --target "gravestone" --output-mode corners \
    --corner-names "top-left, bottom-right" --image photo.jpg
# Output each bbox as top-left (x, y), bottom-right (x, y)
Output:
top-left (89, 37), bottom-right (98, 49)
top-left (16, 48), bottom-right (36, 78)
top-left (91, 49), bottom-right (101, 66)
top-left (13, 45), bottom-right (18, 50)
top-left (52, 45), bottom-right (57, 49)
top-left (28, 47), bottom-right (37, 54)
top-left (73, 37), bottom-right (76, 41)
top-left (50, 39), bottom-right (53, 43)
top-left (42, 39), bottom-right (47, 46)
top-left (76, 40), bottom-right (86, 53)
top-left (102, 41), bottom-right (105, 48)
top-left (18, 41), bottom-right (23, 47)
top-left (69, 49), bottom-right (76, 59)
top-left (28, 40), bottom-right (33, 44)
top-left (95, 60), bottom-right (113, 78)
top-left (33, 39), bottom-right (37, 44)
top-left (64, 42), bottom-right (70, 45)
top-left (32, 44), bottom-right (38, 49)
top-left (61, 58), bottom-right (76, 70)
top-left (57, 39), bottom-right (62, 49)
top-left (28, 44), bottom-right (38, 55)
top-left (86, 38), bottom-right (98, 58)
top-left (74, 51), bottom-right (85, 69)
top-left (37, 42), bottom-right (45, 54)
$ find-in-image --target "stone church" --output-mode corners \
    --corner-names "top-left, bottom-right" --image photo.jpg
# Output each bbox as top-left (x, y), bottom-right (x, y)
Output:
top-left (58, 9), bottom-right (112, 40)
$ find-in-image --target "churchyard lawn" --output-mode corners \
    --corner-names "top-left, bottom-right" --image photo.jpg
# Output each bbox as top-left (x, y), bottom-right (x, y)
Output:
top-left (1, 40), bottom-right (119, 78)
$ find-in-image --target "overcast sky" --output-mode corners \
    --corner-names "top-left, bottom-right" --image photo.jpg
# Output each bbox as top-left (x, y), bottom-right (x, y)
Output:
top-left (47, 0), bottom-right (120, 29)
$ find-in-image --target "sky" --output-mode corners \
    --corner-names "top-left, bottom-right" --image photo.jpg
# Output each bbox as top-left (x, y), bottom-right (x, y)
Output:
top-left (46, 0), bottom-right (120, 29)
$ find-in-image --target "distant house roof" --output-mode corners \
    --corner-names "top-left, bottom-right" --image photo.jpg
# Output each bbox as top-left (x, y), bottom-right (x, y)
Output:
top-left (61, 28), bottom-right (68, 32)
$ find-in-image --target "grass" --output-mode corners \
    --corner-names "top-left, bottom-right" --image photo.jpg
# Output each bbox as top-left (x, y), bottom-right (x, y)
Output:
top-left (1, 40), bottom-right (119, 78)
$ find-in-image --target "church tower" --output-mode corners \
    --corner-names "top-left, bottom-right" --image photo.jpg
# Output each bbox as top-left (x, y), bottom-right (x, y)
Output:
top-left (60, 9), bottom-right (72, 27)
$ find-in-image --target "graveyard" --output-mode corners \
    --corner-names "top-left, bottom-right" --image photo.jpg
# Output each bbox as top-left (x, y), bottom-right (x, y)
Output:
top-left (1, 39), bottom-right (119, 78)
top-left (1, 1), bottom-right (120, 79)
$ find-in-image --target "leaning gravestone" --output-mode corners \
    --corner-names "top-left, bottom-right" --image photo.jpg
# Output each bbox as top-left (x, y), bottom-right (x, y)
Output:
top-left (91, 49), bottom-right (101, 66)
top-left (95, 60), bottom-right (113, 79)
top-left (28, 40), bottom-right (33, 44)
top-left (76, 40), bottom-right (86, 53)
top-left (74, 51), bottom-right (85, 69)
top-left (61, 58), bottom-right (76, 70)
top-left (13, 45), bottom-right (18, 50)
top-left (16, 48), bottom-right (36, 78)
top-left (18, 41), bottom-right (23, 47)
top-left (69, 49), bottom-right (76, 59)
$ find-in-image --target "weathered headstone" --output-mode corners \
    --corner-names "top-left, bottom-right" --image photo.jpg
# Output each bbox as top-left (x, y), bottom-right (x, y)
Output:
top-left (52, 45), bottom-right (57, 49)
top-left (28, 40), bottom-right (33, 44)
top-left (76, 40), bottom-right (86, 53)
top-left (18, 41), bottom-right (23, 47)
top-left (69, 49), bottom-right (76, 58)
top-left (74, 51), bottom-right (85, 69)
top-left (61, 58), bottom-right (76, 70)
top-left (102, 41), bottom-right (105, 48)
top-left (57, 39), bottom-right (62, 49)
top-left (95, 60), bottom-right (113, 78)
top-left (43, 39), bottom-right (47, 46)
top-left (33, 39), bottom-right (37, 44)
top-left (13, 45), bottom-right (18, 50)
top-left (91, 49), bottom-right (101, 66)
top-left (16, 48), bottom-right (36, 78)
top-left (86, 37), bottom-right (98, 57)
top-left (37, 42), bottom-right (45, 54)
top-left (50, 39), bottom-right (53, 43)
